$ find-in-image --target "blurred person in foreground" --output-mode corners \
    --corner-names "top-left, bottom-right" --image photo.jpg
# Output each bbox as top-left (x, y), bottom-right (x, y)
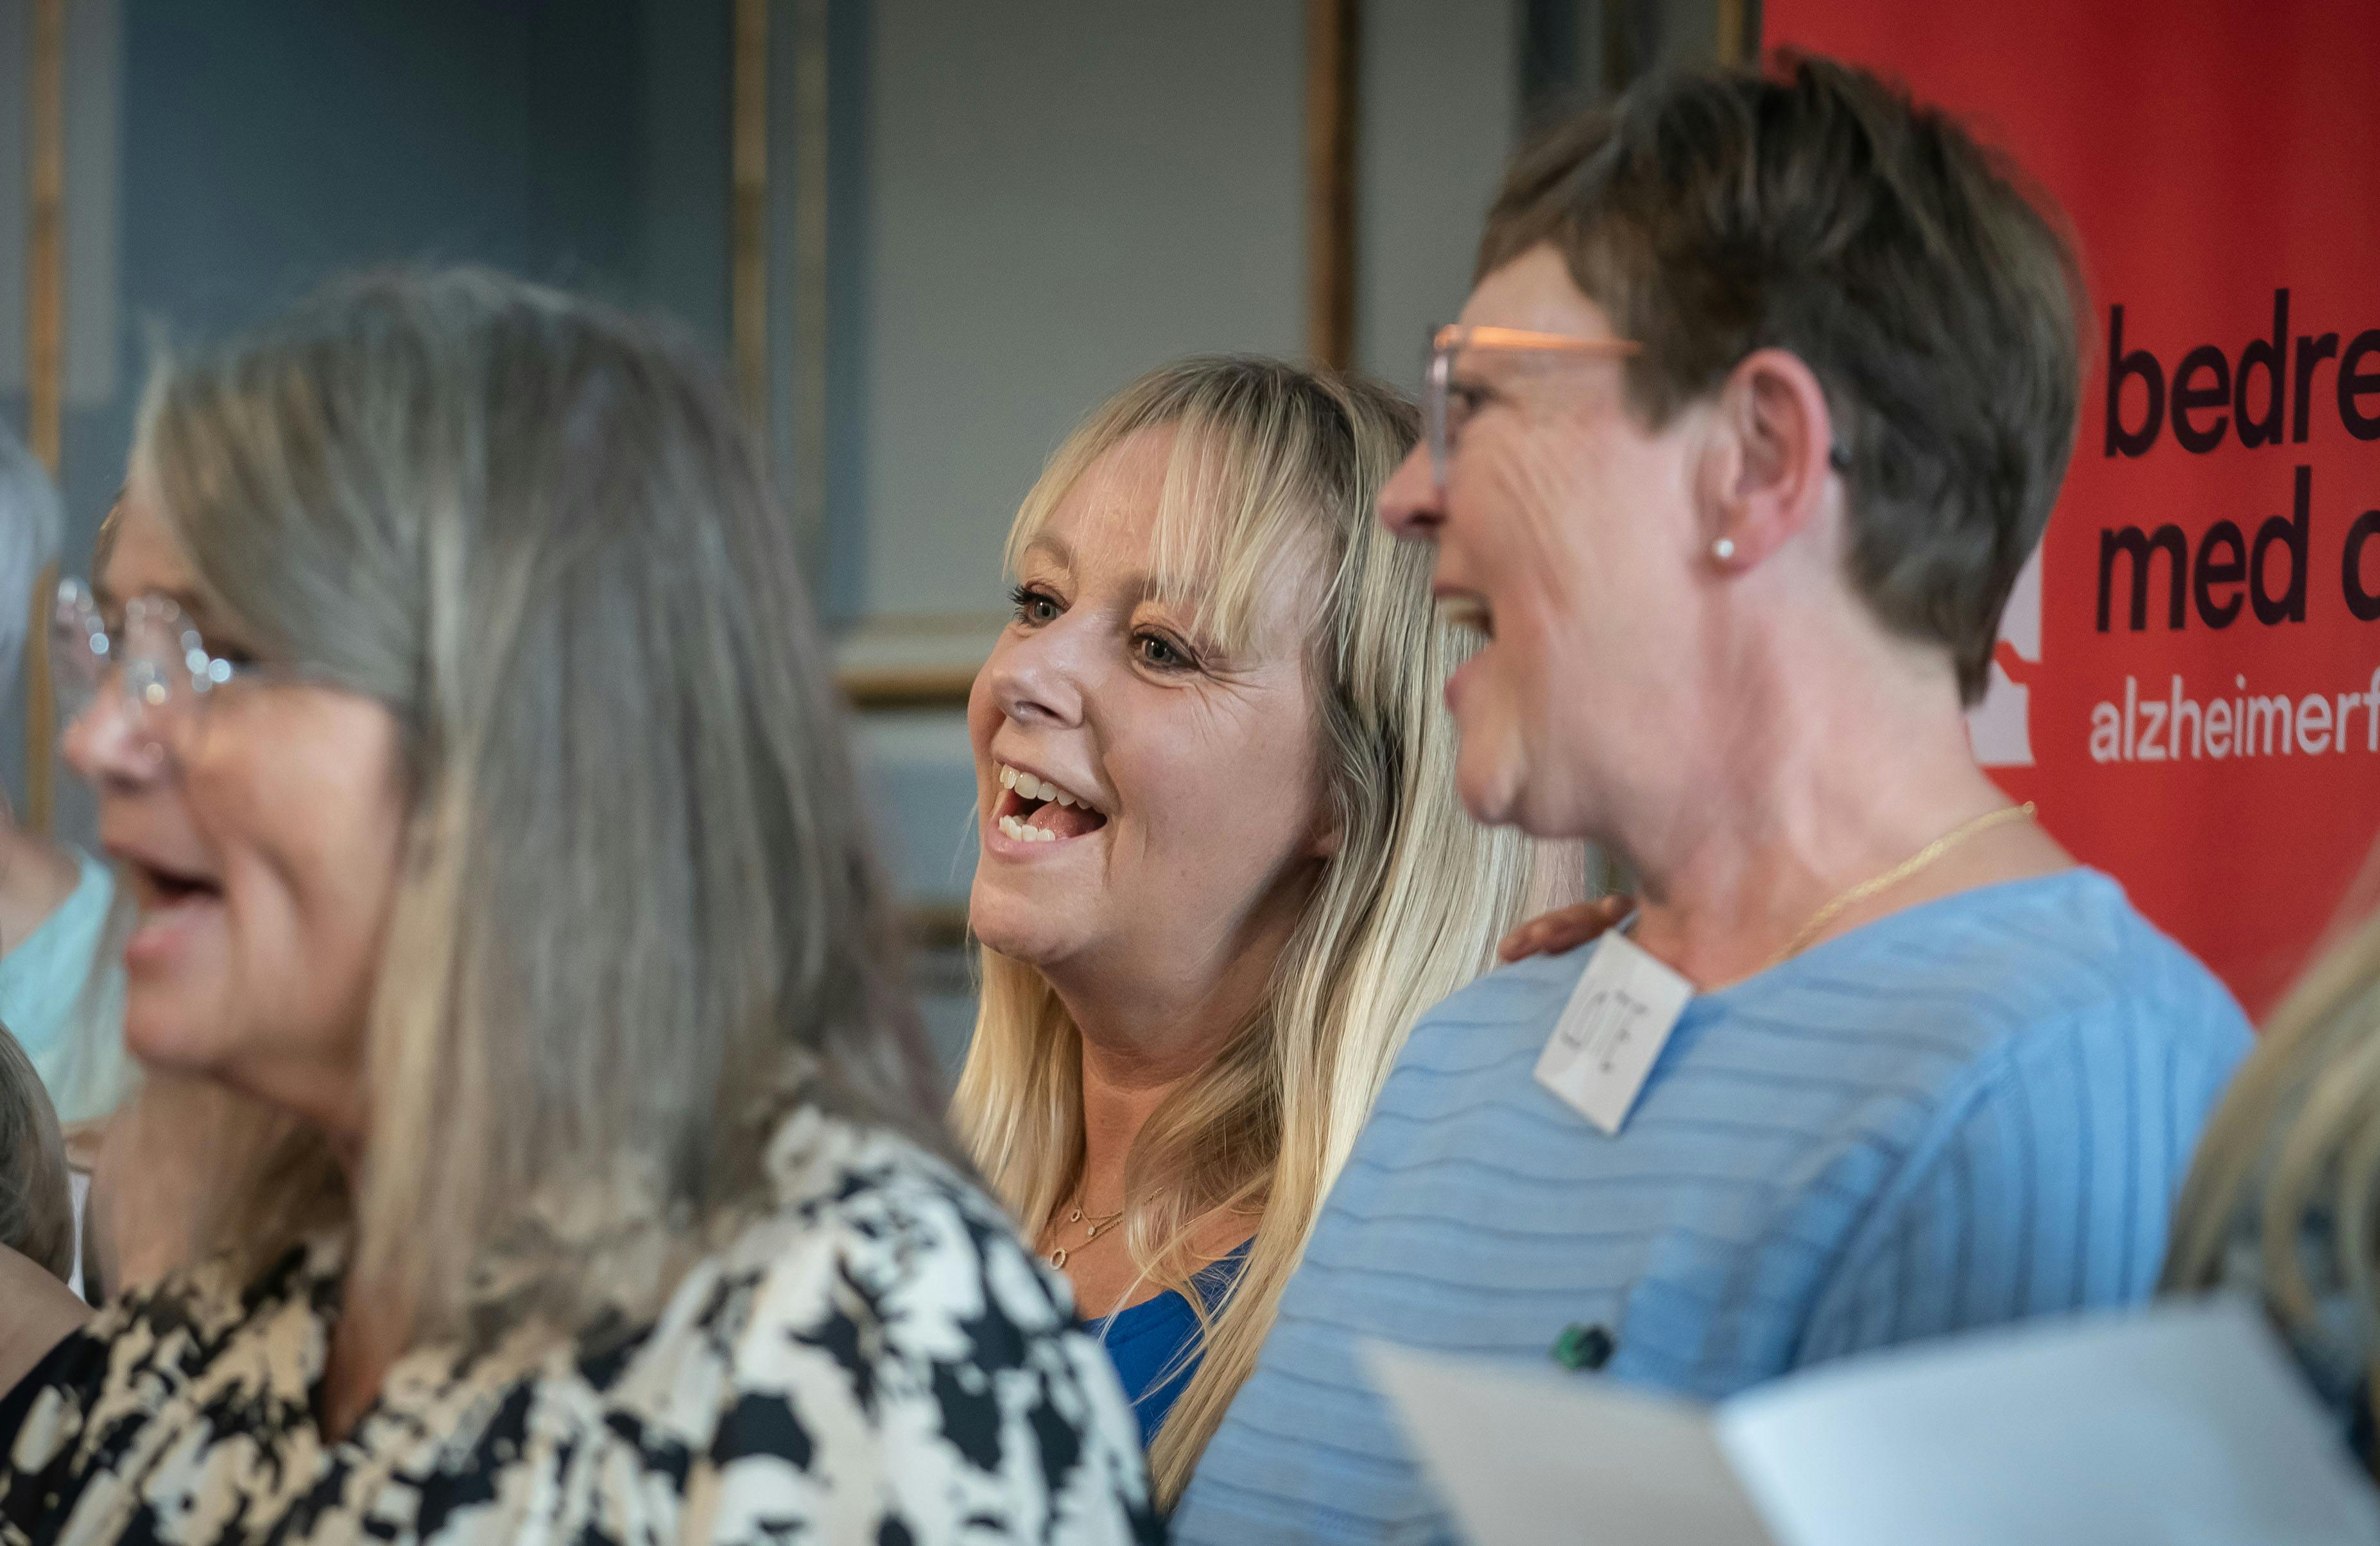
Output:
top-left (951, 359), bottom-right (1555, 1504)
top-left (0, 1026), bottom-right (80, 1389)
top-left (0, 270), bottom-right (1157, 1545)
top-left (0, 429), bottom-right (125, 1125)
top-left (1174, 56), bottom-right (2252, 1541)
top-left (2167, 891), bottom-right (2380, 1462)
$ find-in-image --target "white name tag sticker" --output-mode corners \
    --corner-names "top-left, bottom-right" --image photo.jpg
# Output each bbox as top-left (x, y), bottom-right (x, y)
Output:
top-left (1534, 932), bottom-right (1695, 1135)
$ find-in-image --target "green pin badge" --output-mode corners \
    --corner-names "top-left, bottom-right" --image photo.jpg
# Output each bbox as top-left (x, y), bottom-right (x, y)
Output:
top-left (1551, 1322), bottom-right (1615, 1372)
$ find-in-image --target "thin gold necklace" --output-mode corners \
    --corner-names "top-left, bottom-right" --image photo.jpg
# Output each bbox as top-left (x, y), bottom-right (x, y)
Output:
top-left (1045, 1199), bottom-right (1123, 1270)
top-left (1767, 802), bottom-right (2037, 969)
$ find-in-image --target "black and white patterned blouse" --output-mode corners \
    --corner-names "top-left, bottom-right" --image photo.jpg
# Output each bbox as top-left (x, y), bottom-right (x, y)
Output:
top-left (0, 1109), bottom-right (1160, 1546)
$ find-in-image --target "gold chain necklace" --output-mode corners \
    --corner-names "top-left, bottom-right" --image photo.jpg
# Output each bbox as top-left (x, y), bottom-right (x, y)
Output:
top-left (1767, 802), bottom-right (2037, 970)
top-left (1045, 1199), bottom-right (1124, 1270)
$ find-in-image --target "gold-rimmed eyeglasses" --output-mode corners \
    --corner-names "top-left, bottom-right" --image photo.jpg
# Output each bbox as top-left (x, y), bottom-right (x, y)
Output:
top-left (1424, 323), bottom-right (1643, 488)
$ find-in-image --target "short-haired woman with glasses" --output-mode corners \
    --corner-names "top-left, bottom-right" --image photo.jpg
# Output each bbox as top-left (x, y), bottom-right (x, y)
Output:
top-left (1175, 59), bottom-right (2255, 1541)
top-left (0, 270), bottom-right (1158, 1546)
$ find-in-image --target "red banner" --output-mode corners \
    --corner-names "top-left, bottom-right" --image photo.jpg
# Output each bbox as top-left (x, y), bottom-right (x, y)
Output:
top-left (1765, 0), bottom-right (2380, 1015)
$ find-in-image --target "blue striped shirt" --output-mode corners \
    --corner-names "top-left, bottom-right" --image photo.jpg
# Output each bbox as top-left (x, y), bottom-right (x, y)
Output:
top-left (1174, 870), bottom-right (2252, 1543)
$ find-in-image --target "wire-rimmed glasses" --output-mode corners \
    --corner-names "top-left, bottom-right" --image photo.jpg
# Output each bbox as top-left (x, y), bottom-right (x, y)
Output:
top-left (1424, 323), bottom-right (1643, 488)
top-left (51, 578), bottom-right (251, 761)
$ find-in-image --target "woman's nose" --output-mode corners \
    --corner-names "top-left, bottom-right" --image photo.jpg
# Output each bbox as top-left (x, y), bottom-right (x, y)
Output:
top-left (984, 619), bottom-right (1089, 729)
top-left (1378, 443), bottom-right (1445, 540)
top-left (62, 681), bottom-right (166, 788)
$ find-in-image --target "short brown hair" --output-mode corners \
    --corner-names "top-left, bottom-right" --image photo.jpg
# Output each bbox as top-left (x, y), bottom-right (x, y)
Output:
top-left (0, 1026), bottom-right (74, 1282)
top-left (1480, 55), bottom-right (2084, 702)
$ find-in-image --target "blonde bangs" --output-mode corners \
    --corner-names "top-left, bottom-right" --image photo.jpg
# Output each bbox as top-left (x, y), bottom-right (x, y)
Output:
top-left (1004, 363), bottom-right (1343, 660)
top-left (1143, 397), bottom-right (1338, 657)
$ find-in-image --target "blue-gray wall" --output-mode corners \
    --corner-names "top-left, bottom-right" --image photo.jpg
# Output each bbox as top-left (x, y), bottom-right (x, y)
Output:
top-left (3, 0), bottom-right (734, 841)
top-left (1, 0), bottom-right (727, 587)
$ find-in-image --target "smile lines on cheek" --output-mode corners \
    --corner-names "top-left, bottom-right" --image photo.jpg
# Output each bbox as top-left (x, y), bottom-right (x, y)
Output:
top-left (993, 764), bottom-right (1110, 844)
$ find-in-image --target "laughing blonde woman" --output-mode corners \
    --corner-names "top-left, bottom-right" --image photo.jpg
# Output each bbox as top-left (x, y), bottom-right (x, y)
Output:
top-left (951, 357), bottom-right (1562, 1504)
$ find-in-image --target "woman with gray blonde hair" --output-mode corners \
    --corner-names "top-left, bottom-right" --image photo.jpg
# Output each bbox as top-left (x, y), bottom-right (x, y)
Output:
top-left (2165, 895), bottom-right (2380, 1460)
top-left (0, 270), bottom-right (1157, 1545)
top-left (953, 357), bottom-right (1561, 1505)
top-left (0, 428), bottom-right (123, 1124)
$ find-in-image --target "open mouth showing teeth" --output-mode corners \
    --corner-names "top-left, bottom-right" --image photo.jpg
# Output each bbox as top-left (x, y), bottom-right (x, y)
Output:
top-left (992, 764), bottom-right (1110, 845)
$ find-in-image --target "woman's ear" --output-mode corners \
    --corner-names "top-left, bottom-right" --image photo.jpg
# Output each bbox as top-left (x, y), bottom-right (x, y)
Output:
top-left (1699, 348), bottom-right (1840, 572)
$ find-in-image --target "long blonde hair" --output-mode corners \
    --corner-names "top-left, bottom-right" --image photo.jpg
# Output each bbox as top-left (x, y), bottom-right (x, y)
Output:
top-left (126, 268), bottom-right (946, 1342)
top-left (2164, 903), bottom-right (2380, 1441)
top-left (951, 357), bottom-right (1563, 1502)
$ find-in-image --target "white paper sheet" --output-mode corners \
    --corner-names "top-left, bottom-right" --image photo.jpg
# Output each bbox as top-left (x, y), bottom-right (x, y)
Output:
top-left (1365, 1341), bottom-right (1773, 1545)
top-left (1366, 1299), bottom-right (2380, 1546)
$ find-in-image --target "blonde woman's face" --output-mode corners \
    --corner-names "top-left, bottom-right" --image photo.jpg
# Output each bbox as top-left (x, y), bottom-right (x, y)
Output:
top-left (62, 489), bottom-right (406, 1138)
top-left (969, 427), bottom-right (1337, 1030)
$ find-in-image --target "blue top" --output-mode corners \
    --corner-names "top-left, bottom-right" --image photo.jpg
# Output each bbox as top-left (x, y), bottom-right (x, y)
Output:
top-left (2, 848), bottom-right (125, 1123)
top-left (1090, 1244), bottom-right (1249, 1445)
top-left (1173, 870), bottom-right (2254, 1543)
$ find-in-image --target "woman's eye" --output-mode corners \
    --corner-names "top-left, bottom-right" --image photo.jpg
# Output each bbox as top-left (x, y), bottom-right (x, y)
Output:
top-left (193, 628), bottom-right (261, 671)
top-left (1134, 632), bottom-right (1191, 671)
top-left (1010, 585), bottom-right (1062, 626)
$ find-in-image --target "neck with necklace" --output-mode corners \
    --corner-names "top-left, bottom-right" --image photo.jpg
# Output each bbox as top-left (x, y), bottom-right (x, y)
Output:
top-left (1053, 1002), bottom-right (1223, 1273)
top-left (1634, 799), bottom-right (2041, 983)
top-left (1762, 800), bottom-right (2037, 969)
top-left (1043, 1196), bottom-right (1122, 1271)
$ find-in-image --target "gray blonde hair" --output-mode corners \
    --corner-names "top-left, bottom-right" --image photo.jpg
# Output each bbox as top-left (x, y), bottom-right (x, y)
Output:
top-left (0, 1023), bottom-right (73, 1282)
top-left (2164, 907), bottom-right (2380, 1443)
top-left (133, 268), bottom-right (945, 1341)
top-left (951, 357), bottom-right (1568, 1504)
top-left (0, 423), bottom-right (63, 695)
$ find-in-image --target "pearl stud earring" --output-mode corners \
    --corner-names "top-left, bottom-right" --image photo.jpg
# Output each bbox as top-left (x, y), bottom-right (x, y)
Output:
top-left (1711, 537), bottom-right (1738, 562)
